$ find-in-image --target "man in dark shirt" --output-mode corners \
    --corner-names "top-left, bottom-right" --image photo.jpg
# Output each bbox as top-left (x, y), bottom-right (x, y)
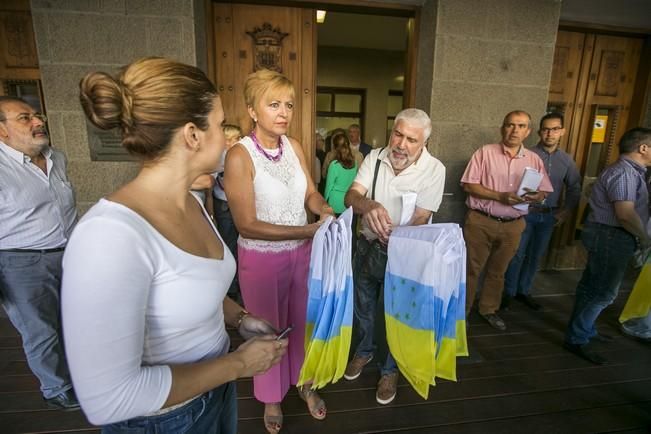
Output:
top-left (503, 112), bottom-right (581, 310)
top-left (564, 127), bottom-right (651, 365)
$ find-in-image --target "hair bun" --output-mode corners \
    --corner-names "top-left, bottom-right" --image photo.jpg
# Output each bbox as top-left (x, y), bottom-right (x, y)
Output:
top-left (79, 72), bottom-right (124, 131)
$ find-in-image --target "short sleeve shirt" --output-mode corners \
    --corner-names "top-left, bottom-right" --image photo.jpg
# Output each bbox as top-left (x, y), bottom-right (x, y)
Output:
top-left (460, 143), bottom-right (553, 219)
top-left (588, 157), bottom-right (649, 228)
top-left (354, 147), bottom-right (446, 240)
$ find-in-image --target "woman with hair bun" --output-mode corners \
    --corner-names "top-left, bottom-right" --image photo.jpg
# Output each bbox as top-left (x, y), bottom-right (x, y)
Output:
top-left (225, 69), bottom-right (333, 433)
top-left (62, 57), bottom-right (287, 433)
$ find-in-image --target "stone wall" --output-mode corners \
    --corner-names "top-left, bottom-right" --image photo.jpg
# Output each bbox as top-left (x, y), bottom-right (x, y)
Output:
top-left (30, 0), bottom-right (201, 214)
top-left (418, 0), bottom-right (562, 223)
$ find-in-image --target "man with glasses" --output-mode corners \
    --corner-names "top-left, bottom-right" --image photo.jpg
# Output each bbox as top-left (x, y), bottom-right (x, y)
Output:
top-left (564, 127), bottom-right (651, 365)
top-left (0, 96), bottom-right (79, 410)
top-left (502, 112), bottom-right (581, 311)
top-left (461, 110), bottom-right (553, 331)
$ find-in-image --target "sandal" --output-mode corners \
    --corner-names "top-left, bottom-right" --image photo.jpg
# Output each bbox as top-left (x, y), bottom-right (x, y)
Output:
top-left (263, 403), bottom-right (283, 434)
top-left (297, 386), bottom-right (327, 421)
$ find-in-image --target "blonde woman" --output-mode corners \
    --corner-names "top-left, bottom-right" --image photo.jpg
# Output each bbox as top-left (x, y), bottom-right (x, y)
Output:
top-left (225, 69), bottom-right (333, 433)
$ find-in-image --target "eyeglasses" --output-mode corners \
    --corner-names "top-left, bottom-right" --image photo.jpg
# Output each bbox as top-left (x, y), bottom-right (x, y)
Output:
top-left (541, 127), bottom-right (562, 133)
top-left (0, 113), bottom-right (48, 124)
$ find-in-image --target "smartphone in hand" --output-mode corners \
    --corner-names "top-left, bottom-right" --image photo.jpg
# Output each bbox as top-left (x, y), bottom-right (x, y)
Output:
top-left (276, 325), bottom-right (294, 340)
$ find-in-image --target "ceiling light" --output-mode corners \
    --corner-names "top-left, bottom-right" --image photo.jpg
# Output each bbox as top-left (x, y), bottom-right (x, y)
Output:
top-left (316, 10), bottom-right (326, 24)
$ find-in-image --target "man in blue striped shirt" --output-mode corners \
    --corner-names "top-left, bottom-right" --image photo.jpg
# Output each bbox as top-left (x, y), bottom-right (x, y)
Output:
top-left (564, 127), bottom-right (651, 365)
top-left (0, 97), bottom-right (79, 410)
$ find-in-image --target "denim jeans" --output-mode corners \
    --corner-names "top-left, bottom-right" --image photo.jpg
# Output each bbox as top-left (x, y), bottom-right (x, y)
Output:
top-left (0, 250), bottom-right (72, 399)
top-left (102, 382), bottom-right (237, 434)
top-left (565, 223), bottom-right (637, 345)
top-left (351, 237), bottom-right (397, 375)
top-left (504, 211), bottom-right (556, 297)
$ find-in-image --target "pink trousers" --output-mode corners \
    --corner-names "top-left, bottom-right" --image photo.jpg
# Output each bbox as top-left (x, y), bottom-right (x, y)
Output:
top-left (238, 241), bottom-right (311, 403)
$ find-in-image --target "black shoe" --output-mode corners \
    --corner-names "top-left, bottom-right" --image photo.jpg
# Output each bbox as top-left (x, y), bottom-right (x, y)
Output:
top-left (514, 294), bottom-right (541, 310)
top-left (592, 332), bottom-right (614, 343)
top-left (480, 313), bottom-right (507, 331)
top-left (500, 296), bottom-right (512, 311)
top-left (44, 389), bottom-right (80, 411)
top-left (563, 342), bottom-right (606, 365)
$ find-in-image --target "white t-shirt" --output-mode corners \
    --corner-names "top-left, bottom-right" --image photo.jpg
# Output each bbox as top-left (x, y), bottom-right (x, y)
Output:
top-left (61, 198), bottom-right (235, 425)
top-left (354, 147), bottom-right (446, 240)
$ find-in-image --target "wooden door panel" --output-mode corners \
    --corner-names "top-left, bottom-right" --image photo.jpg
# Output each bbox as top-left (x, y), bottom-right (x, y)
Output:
top-left (545, 31), bottom-right (644, 270)
top-left (577, 35), bottom-right (642, 168)
top-left (213, 3), bottom-right (236, 122)
top-left (548, 31), bottom-right (586, 156)
top-left (212, 3), bottom-right (316, 173)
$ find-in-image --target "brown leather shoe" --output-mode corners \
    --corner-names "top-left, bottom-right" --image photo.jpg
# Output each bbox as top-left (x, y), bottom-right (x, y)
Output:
top-left (376, 372), bottom-right (398, 405)
top-left (344, 353), bottom-right (373, 380)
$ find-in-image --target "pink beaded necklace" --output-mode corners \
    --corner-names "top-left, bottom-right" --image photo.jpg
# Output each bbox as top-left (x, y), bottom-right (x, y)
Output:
top-left (250, 130), bottom-right (283, 162)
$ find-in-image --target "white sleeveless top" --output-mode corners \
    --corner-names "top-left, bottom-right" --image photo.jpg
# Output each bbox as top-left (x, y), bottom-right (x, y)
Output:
top-left (238, 135), bottom-right (308, 252)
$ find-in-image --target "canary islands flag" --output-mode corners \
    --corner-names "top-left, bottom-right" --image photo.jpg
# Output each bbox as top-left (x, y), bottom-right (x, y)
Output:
top-left (384, 223), bottom-right (468, 399)
top-left (299, 208), bottom-right (354, 389)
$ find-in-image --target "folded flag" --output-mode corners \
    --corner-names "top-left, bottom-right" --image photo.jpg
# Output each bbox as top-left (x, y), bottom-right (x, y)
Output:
top-left (384, 223), bottom-right (468, 399)
top-left (299, 208), bottom-right (354, 389)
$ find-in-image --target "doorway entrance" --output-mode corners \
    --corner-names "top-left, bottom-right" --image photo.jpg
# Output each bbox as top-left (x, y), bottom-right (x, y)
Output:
top-left (207, 1), bottom-right (418, 178)
top-left (546, 30), bottom-right (646, 269)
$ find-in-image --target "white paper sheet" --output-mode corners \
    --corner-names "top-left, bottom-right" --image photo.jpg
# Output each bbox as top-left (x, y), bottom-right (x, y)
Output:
top-left (513, 167), bottom-right (543, 211)
top-left (400, 192), bottom-right (418, 225)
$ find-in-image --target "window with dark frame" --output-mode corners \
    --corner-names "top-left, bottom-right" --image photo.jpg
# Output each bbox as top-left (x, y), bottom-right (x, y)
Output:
top-left (316, 87), bottom-right (366, 138)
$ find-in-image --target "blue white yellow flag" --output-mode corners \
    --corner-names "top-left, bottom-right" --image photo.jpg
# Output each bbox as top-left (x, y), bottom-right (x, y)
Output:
top-left (299, 208), bottom-right (354, 388)
top-left (384, 223), bottom-right (468, 399)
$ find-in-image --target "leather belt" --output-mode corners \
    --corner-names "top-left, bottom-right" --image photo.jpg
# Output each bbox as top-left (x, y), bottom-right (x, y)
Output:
top-left (473, 209), bottom-right (521, 222)
top-left (0, 247), bottom-right (65, 254)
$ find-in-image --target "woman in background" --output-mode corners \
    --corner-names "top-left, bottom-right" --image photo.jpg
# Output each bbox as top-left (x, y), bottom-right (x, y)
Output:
top-left (225, 69), bottom-right (333, 433)
top-left (213, 124), bottom-right (244, 303)
top-left (63, 57), bottom-right (286, 433)
top-left (324, 132), bottom-right (358, 215)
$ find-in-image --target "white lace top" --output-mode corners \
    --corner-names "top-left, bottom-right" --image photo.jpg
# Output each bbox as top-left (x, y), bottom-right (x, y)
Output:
top-left (238, 135), bottom-right (308, 252)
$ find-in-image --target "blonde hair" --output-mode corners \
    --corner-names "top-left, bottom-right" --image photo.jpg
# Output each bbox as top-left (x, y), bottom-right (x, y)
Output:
top-left (79, 57), bottom-right (218, 159)
top-left (222, 124), bottom-right (242, 141)
top-left (243, 69), bottom-right (294, 110)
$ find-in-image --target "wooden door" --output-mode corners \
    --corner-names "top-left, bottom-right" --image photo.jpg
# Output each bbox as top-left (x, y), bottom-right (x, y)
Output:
top-left (546, 31), bottom-right (644, 269)
top-left (211, 3), bottom-right (316, 175)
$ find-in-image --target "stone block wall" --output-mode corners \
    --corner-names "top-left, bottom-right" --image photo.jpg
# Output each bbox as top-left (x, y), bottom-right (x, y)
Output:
top-left (416, 0), bottom-right (562, 223)
top-left (30, 0), bottom-right (200, 214)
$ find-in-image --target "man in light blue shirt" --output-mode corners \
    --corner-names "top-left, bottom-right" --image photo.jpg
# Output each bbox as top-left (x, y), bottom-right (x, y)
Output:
top-left (0, 96), bottom-right (79, 410)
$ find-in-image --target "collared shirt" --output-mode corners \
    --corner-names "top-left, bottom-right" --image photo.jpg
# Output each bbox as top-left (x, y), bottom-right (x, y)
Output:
top-left (354, 146), bottom-right (446, 240)
top-left (460, 143), bottom-right (553, 219)
top-left (588, 157), bottom-right (649, 228)
top-left (531, 143), bottom-right (581, 210)
top-left (0, 141), bottom-right (77, 249)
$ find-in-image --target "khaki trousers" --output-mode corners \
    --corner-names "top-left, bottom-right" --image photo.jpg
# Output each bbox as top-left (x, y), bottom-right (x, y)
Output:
top-left (464, 210), bottom-right (526, 315)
